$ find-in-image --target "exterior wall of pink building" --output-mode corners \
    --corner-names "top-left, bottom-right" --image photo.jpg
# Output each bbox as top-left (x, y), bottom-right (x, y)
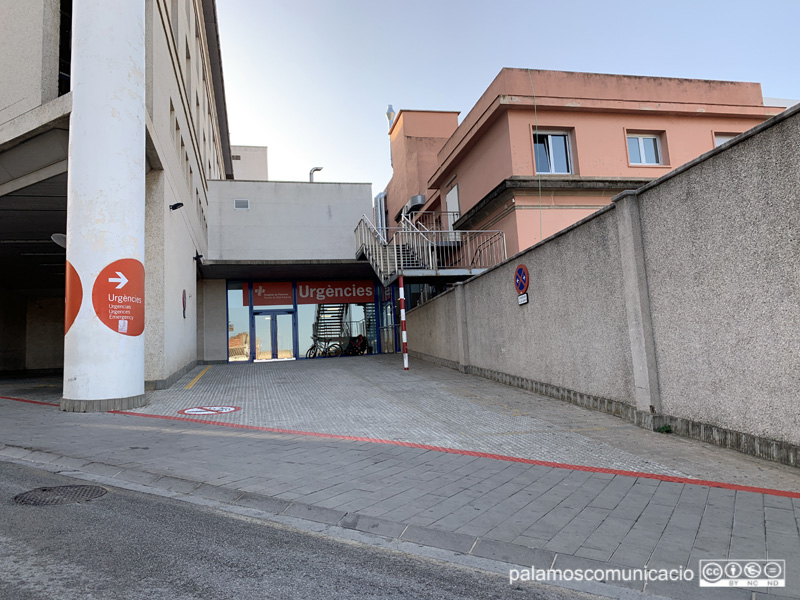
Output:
top-left (384, 110), bottom-right (458, 223)
top-left (387, 69), bottom-right (784, 254)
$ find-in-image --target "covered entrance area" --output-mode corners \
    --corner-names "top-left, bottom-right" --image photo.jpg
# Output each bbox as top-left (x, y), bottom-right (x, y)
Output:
top-left (226, 279), bottom-right (381, 363)
top-left (0, 167), bottom-right (68, 376)
top-left (207, 259), bottom-right (394, 363)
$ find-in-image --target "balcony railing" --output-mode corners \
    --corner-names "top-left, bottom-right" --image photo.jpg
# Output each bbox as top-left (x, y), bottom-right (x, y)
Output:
top-left (355, 215), bottom-right (506, 285)
top-left (411, 211), bottom-right (461, 232)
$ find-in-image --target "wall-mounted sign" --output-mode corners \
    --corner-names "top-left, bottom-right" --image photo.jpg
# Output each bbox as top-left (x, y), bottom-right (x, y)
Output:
top-left (91, 258), bottom-right (145, 336)
top-left (243, 281), bottom-right (376, 306)
top-left (248, 282), bottom-right (293, 306)
top-left (297, 281), bottom-right (374, 304)
top-left (515, 264), bottom-right (529, 295)
top-left (518, 293), bottom-right (529, 306)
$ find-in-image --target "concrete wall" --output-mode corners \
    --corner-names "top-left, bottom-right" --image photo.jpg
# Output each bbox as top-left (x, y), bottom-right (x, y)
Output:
top-left (141, 0), bottom-right (230, 388)
top-left (465, 207), bottom-right (635, 403)
top-left (408, 106), bottom-right (800, 464)
top-left (0, 293), bottom-right (64, 373)
top-left (231, 145), bottom-right (268, 181)
top-left (405, 290), bottom-right (460, 367)
top-left (208, 180), bottom-right (372, 261)
top-left (411, 207), bottom-right (634, 405)
top-left (0, 0), bottom-right (60, 126)
top-left (199, 279), bottom-right (227, 362)
top-left (25, 298), bottom-right (63, 370)
top-left (0, 289), bottom-right (27, 371)
top-left (637, 111), bottom-right (800, 445)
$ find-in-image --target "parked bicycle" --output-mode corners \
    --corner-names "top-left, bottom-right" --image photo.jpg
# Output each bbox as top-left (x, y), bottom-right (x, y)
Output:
top-left (305, 338), bottom-right (343, 359)
top-left (343, 334), bottom-right (368, 356)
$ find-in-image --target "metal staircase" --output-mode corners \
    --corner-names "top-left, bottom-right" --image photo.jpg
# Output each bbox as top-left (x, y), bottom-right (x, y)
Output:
top-left (355, 214), bottom-right (506, 286)
top-left (312, 303), bottom-right (349, 342)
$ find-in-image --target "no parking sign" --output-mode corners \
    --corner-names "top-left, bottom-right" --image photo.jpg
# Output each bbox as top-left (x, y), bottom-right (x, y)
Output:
top-left (515, 264), bottom-right (529, 305)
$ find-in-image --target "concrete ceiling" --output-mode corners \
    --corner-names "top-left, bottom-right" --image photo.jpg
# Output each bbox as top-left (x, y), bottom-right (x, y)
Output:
top-left (0, 173), bottom-right (67, 296)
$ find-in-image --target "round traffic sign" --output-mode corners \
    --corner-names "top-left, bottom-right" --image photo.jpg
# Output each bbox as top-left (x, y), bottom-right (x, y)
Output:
top-left (514, 264), bottom-right (529, 294)
top-left (178, 406), bottom-right (241, 416)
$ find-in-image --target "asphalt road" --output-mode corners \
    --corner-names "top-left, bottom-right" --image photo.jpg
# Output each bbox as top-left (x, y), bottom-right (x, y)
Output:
top-left (0, 460), bottom-right (603, 600)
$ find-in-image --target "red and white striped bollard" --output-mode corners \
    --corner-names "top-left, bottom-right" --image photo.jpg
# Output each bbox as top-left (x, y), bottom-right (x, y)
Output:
top-left (399, 276), bottom-right (408, 370)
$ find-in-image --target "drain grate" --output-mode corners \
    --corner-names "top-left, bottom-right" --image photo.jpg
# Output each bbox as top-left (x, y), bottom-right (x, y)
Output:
top-left (13, 485), bottom-right (107, 506)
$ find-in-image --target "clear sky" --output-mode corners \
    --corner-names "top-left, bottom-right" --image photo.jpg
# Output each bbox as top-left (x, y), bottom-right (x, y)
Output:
top-left (216, 0), bottom-right (800, 195)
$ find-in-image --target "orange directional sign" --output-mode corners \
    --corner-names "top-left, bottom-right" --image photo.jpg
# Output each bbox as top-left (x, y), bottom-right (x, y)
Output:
top-left (92, 258), bottom-right (145, 336)
top-left (64, 261), bottom-right (83, 334)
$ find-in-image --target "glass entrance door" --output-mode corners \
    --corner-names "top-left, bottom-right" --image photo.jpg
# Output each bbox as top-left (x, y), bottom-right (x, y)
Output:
top-left (254, 311), bottom-right (295, 361)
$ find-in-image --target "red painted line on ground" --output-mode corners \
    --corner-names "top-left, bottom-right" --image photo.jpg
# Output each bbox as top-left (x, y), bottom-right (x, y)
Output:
top-left (4, 393), bottom-right (799, 499)
top-left (109, 409), bottom-right (800, 499)
top-left (0, 395), bottom-right (60, 407)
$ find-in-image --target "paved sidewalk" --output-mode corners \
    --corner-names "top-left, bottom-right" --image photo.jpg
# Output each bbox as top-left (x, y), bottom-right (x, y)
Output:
top-left (2, 355), bottom-right (800, 599)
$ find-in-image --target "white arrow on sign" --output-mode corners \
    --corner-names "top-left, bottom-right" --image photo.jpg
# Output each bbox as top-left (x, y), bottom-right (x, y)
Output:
top-left (108, 271), bottom-right (128, 289)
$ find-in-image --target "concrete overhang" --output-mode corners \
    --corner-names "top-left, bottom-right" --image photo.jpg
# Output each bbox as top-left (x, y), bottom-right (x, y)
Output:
top-left (0, 96), bottom-right (72, 296)
top-left (454, 176), bottom-right (651, 231)
top-left (386, 269), bottom-right (487, 286)
top-left (0, 93), bottom-right (71, 152)
top-left (0, 93), bottom-right (71, 195)
top-left (198, 259), bottom-right (378, 281)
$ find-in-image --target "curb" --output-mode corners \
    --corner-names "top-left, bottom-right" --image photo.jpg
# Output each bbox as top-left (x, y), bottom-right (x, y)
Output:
top-left (0, 441), bottom-right (762, 600)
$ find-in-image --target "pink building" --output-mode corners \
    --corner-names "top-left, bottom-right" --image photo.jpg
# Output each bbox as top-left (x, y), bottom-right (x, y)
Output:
top-left (384, 69), bottom-right (785, 255)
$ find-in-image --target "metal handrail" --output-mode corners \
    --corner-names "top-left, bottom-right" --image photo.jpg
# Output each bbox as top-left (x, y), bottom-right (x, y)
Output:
top-left (355, 215), bottom-right (507, 285)
top-left (400, 215), bottom-right (436, 269)
top-left (412, 211), bottom-right (460, 231)
top-left (470, 231), bottom-right (503, 267)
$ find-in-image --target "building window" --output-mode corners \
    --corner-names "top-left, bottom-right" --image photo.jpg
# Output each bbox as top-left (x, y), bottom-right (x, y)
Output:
top-left (445, 185), bottom-right (460, 218)
top-left (227, 282), bottom-right (251, 362)
top-left (58, 0), bottom-right (72, 96)
top-left (627, 134), bottom-right (662, 165)
top-left (234, 198), bottom-right (249, 210)
top-left (533, 133), bottom-right (571, 174)
top-left (714, 133), bottom-right (738, 147)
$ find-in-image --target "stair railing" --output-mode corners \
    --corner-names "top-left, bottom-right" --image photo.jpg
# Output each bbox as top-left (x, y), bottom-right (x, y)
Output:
top-left (400, 215), bottom-right (436, 270)
top-left (356, 214), bottom-right (507, 284)
top-left (355, 216), bottom-right (394, 285)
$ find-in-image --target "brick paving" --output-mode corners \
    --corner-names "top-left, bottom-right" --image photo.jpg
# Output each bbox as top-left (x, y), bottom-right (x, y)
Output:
top-left (1, 355), bottom-right (800, 598)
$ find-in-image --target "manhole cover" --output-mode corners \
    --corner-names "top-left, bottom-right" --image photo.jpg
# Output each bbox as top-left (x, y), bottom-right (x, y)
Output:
top-left (13, 485), bottom-right (107, 506)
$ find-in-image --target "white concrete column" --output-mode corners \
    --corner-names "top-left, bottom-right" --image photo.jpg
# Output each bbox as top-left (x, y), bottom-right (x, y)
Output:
top-left (62, 0), bottom-right (146, 411)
